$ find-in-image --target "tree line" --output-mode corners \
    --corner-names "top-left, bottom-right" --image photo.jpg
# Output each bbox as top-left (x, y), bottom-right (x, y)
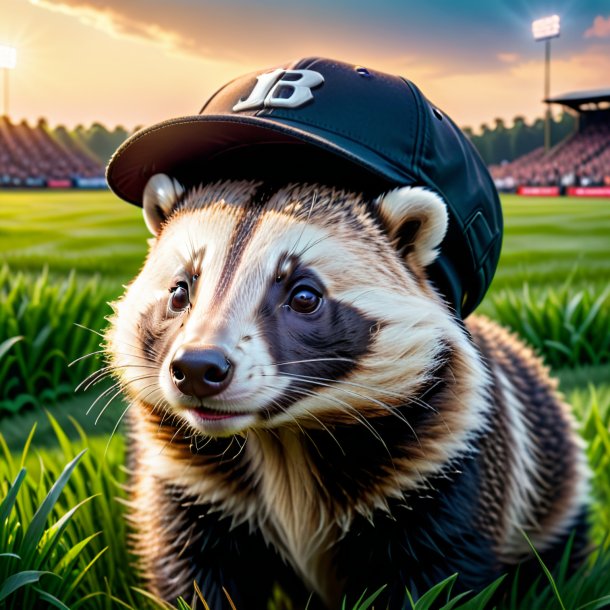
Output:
top-left (33, 118), bottom-right (132, 165)
top-left (463, 112), bottom-right (576, 166)
top-left (34, 113), bottom-right (577, 168)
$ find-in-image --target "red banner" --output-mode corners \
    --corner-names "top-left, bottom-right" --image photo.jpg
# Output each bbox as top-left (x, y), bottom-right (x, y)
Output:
top-left (517, 186), bottom-right (560, 196)
top-left (567, 187), bottom-right (610, 197)
top-left (47, 179), bottom-right (72, 188)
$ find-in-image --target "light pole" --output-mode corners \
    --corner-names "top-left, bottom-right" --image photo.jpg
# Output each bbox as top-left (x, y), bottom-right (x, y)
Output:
top-left (532, 15), bottom-right (560, 152)
top-left (0, 45), bottom-right (17, 117)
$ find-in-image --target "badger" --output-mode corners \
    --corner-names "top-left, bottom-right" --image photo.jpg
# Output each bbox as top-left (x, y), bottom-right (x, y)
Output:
top-left (105, 173), bottom-right (589, 610)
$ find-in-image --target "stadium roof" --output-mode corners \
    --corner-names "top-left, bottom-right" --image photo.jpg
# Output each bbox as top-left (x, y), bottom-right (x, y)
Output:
top-left (545, 88), bottom-right (610, 111)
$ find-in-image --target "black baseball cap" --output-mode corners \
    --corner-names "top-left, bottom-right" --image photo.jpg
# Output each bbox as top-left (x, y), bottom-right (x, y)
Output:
top-left (106, 57), bottom-right (502, 318)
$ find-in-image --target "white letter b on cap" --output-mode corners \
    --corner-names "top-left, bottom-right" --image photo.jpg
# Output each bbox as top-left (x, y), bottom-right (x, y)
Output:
top-left (233, 69), bottom-right (324, 112)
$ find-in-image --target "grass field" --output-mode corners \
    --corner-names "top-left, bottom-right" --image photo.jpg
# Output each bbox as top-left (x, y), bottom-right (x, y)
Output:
top-left (0, 190), bottom-right (147, 280)
top-left (1, 191), bottom-right (609, 293)
top-left (1, 189), bottom-right (609, 610)
top-left (490, 195), bottom-right (610, 293)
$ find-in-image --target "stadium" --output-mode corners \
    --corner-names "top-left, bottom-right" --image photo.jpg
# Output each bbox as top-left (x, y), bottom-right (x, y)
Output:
top-left (1, 4), bottom-right (610, 610)
top-left (0, 116), bottom-right (106, 188)
top-left (491, 89), bottom-right (610, 196)
top-left (0, 95), bottom-right (609, 196)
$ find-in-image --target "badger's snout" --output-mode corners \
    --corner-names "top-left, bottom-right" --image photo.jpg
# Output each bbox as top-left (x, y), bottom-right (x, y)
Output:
top-left (170, 345), bottom-right (234, 398)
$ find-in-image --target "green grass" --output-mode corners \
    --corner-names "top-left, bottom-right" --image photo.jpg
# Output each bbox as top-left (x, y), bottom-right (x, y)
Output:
top-left (485, 282), bottom-right (610, 369)
top-left (485, 195), bottom-right (610, 296)
top-left (0, 191), bottom-right (148, 279)
top-left (0, 191), bottom-right (609, 290)
top-left (0, 266), bottom-right (116, 413)
top-left (0, 381), bottom-right (127, 452)
top-left (0, 414), bottom-right (170, 610)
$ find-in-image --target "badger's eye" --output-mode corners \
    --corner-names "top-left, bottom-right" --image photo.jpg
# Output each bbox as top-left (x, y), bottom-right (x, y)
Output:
top-left (169, 281), bottom-right (190, 312)
top-left (288, 286), bottom-right (322, 314)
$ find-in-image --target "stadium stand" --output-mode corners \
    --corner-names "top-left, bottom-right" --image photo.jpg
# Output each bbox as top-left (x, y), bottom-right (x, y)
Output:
top-left (491, 89), bottom-right (610, 194)
top-left (1, 91), bottom-right (609, 194)
top-left (0, 116), bottom-right (105, 187)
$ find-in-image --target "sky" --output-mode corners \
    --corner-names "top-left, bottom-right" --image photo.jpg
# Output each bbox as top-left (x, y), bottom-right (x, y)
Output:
top-left (2, 0), bottom-right (610, 131)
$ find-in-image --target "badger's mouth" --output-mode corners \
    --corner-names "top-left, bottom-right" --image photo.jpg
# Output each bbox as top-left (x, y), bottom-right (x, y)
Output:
top-left (182, 403), bottom-right (259, 436)
top-left (190, 405), bottom-right (253, 421)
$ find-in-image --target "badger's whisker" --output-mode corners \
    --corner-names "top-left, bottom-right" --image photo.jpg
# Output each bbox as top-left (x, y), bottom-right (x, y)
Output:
top-left (191, 433), bottom-right (215, 454)
top-left (105, 382), bottom-right (161, 456)
top-left (85, 367), bottom-right (153, 415)
top-left (87, 379), bottom-right (123, 416)
top-left (253, 387), bottom-right (328, 458)
top-left (269, 372), bottom-right (412, 402)
top-left (73, 322), bottom-right (106, 338)
top-left (95, 385), bottom-right (131, 425)
top-left (94, 374), bottom-right (158, 423)
top-left (69, 349), bottom-right (107, 367)
top-left (105, 402), bottom-right (132, 457)
top-left (76, 367), bottom-right (113, 393)
top-left (163, 421), bottom-right (190, 454)
top-left (108, 323), bottom-right (167, 357)
top-left (276, 371), bottom-right (446, 432)
top-left (70, 344), bottom-right (159, 368)
top-left (218, 436), bottom-right (241, 464)
top-left (295, 233), bottom-right (333, 259)
top-left (158, 408), bottom-right (173, 436)
top-left (269, 378), bottom-right (391, 456)
top-left (76, 362), bottom-right (159, 393)
top-left (287, 190), bottom-right (318, 259)
top-left (262, 357), bottom-right (357, 367)
top-left (272, 386), bottom-right (346, 457)
top-left (272, 371), bottom-right (419, 449)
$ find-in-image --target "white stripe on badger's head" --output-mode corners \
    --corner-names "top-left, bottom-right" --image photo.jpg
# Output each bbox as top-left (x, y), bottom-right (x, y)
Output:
top-left (376, 187), bottom-right (449, 268)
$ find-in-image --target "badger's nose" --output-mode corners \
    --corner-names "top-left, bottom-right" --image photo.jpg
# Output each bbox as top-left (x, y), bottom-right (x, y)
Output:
top-left (170, 345), bottom-right (234, 398)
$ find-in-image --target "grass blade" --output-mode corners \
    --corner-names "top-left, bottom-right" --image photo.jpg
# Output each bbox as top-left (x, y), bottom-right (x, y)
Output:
top-left (21, 450), bottom-right (86, 565)
top-left (0, 570), bottom-right (53, 602)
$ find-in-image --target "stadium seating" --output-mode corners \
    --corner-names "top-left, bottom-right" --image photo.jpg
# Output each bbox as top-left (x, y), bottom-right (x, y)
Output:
top-left (0, 117), bottom-right (104, 187)
top-left (491, 123), bottom-right (610, 191)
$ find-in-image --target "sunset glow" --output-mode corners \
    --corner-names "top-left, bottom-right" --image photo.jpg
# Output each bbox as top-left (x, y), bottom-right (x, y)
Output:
top-left (0, 45), bottom-right (17, 69)
top-left (2, 0), bottom-right (610, 131)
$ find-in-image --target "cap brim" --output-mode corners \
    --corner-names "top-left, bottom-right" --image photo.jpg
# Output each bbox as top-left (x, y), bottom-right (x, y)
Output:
top-left (106, 114), bottom-right (417, 205)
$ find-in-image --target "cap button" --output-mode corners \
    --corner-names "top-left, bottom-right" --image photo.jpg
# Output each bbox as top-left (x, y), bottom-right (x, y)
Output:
top-left (355, 66), bottom-right (372, 78)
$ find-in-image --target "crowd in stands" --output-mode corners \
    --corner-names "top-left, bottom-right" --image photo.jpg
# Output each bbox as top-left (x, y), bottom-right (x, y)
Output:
top-left (0, 116), bottom-right (104, 187)
top-left (491, 123), bottom-right (610, 192)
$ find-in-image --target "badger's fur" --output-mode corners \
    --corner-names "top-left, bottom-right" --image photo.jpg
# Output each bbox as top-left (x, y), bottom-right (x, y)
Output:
top-left (106, 176), bottom-right (589, 609)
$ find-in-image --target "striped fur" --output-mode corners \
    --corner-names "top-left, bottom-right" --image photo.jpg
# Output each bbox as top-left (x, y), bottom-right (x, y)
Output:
top-left (105, 178), bottom-right (589, 609)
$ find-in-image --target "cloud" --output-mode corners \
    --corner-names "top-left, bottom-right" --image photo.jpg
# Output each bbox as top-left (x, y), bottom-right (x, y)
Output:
top-left (28, 0), bottom-right (237, 62)
top-left (27, 0), bottom-right (402, 66)
top-left (27, 0), bottom-right (508, 75)
top-left (584, 15), bottom-right (610, 39)
top-left (497, 52), bottom-right (519, 64)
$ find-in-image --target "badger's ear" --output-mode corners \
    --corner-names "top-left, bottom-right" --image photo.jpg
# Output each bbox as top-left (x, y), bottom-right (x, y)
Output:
top-left (142, 173), bottom-right (184, 235)
top-left (376, 186), bottom-right (449, 268)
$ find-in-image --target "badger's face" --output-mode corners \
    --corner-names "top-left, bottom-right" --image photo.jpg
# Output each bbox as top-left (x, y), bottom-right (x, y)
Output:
top-left (107, 175), bottom-right (453, 438)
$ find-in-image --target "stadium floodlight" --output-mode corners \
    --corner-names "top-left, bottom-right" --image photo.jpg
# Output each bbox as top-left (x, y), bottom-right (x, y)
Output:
top-left (532, 17), bottom-right (560, 152)
top-left (0, 45), bottom-right (16, 117)
top-left (532, 15), bottom-right (561, 41)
